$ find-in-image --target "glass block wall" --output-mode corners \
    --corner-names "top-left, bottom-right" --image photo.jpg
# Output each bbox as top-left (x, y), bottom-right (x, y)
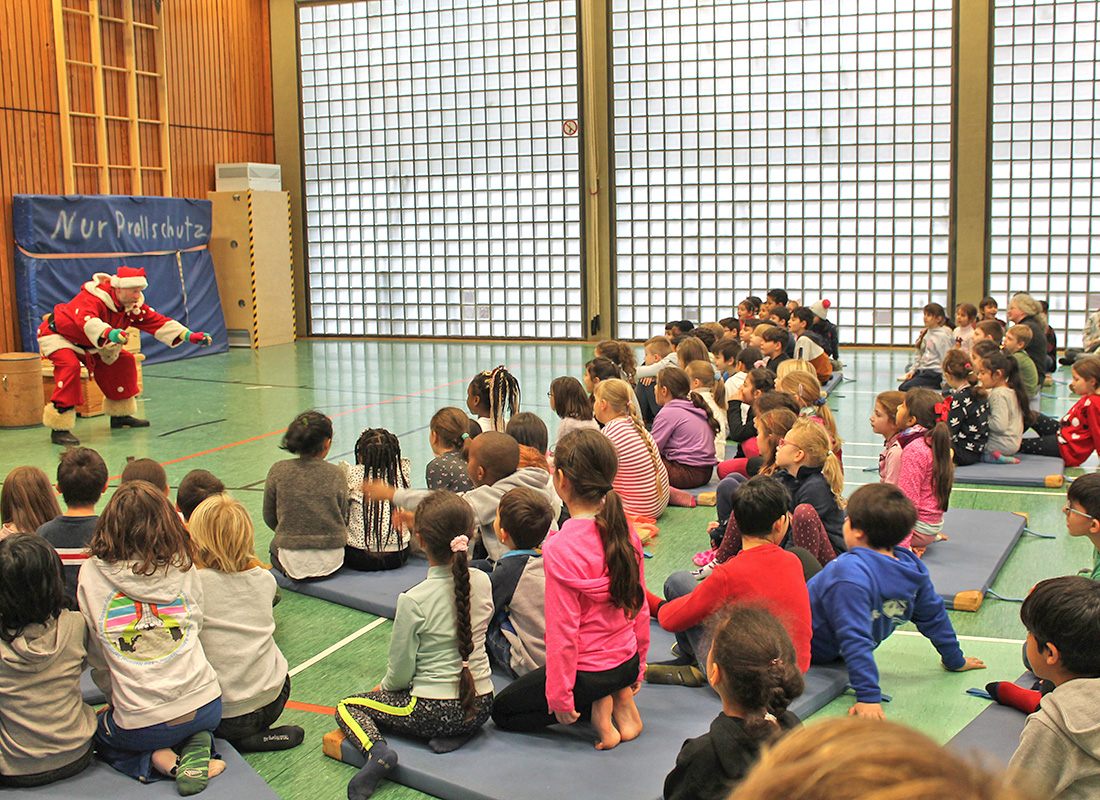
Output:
top-left (298, 0), bottom-right (584, 338)
top-left (989, 0), bottom-right (1100, 346)
top-left (610, 0), bottom-right (954, 343)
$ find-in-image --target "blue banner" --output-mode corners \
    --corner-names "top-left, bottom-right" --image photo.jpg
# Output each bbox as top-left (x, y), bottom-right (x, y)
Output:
top-left (13, 195), bottom-right (228, 364)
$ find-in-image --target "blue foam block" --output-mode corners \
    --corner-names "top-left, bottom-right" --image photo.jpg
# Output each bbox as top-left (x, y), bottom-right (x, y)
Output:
top-left (946, 673), bottom-right (1034, 765)
top-left (923, 508), bottom-right (1028, 610)
top-left (952, 454), bottom-right (1064, 487)
top-left (15, 739), bottom-right (277, 798)
top-left (272, 561), bottom-right (428, 619)
top-left (330, 623), bottom-right (850, 800)
top-left (822, 373), bottom-right (844, 394)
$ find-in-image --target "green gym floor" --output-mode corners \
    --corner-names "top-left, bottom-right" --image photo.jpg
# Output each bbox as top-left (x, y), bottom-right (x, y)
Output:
top-left (4, 340), bottom-right (1097, 800)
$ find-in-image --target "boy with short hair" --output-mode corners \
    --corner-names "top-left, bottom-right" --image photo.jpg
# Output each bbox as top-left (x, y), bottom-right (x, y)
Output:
top-left (712, 338), bottom-right (741, 385)
top-left (177, 468), bottom-right (226, 522)
top-left (808, 483), bottom-right (985, 719)
top-left (119, 456), bottom-right (169, 496)
top-left (979, 296), bottom-right (1004, 324)
top-left (790, 307), bottom-right (833, 383)
top-left (758, 325), bottom-right (791, 370)
top-left (486, 487), bottom-right (555, 678)
top-left (36, 446), bottom-right (108, 605)
top-left (973, 318), bottom-right (1005, 346)
top-left (718, 317), bottom-right (739, 340)
top-left (645, 475), bottom-right (812, 687)
top-left (1066, 473), bottom-right (1100, 581)
top-left (1005, 324), bottom-right (1040, 406)
top-left (637, 336), bottom-right (680, 424)
top-left (1008, 576), bottom-right (1100, 799)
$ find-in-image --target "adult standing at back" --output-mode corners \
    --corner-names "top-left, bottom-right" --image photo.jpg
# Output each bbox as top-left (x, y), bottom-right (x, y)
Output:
top-left (1007, 293), bottom-right (1050, 380)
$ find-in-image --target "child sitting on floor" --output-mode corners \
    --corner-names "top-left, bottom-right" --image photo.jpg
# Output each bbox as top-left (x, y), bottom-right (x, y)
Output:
top-left (593, 379), bottom-right (671, 519)
top-left (491, 430), bottom-right (648, 751)
top-left (342, 428), bottom-right (412, 572)
top-left (808, 483), bottom-right (985, 719)
top-left (954, 302), bottom-right (978, 355)
top-left (176, 469), bottom-right (225, 522)
top-left (425, 407), bottom-right (477, 493)
top-left (120, 457), bottom-right (171, 500)
top-left (37, 447), bottom-right (108, 606)
top-left (662, 604), bottom-right (805, 800)
top-left (1, 466), bottom-right (61, 540)
top-left (758, 325), bottom-right (791, 371)
top-left (190, 494), bottom-right (303, 753)
top-left (973, 318), bottom-right (1005, 347)
top-left (367, 431), bottom-right (561, 564)
top-left (941, 350), bottom-right (990, 467)
top-left (728, 364), bottom-right (774, 457)
top-left (652, 366), bottom-right (719, 490)
top-left (635, 336), bottom-right (678, 425)
top-left (1008, 576), bottom-right (1100, 798)
top-left (870, 390), bottom-right (906, 483)
top-left (0, 534), bottom-right (96, 788)
top-left (725, 350), bottom-right (765, 448)
top-left (1005, 324), bottom-right (1041, 410)
top-left (336, 491), bottom-right (495, 800)
top-left (977, 351), bottom-right (1031, 464)
top-left (900, 303), bottom-right (954, 391)
top-left (264, 410), bottom-right (348, 580)
top-left (771, 417), bottom-right (847, 556)
top-left (647, 475), bottom-right (812, 688)
top-left (1019, 358), bottom-right (1100, 466)
top-left (686, 360), bottom-right (728, 460)
top-left (1064, 473), bottom-right (1100, 581)
top-left (549, 376), bottom-right (600, 456)
top-left (894, 388), bottom-right (955, 553)
top-left (467, 366), bottom-right (521, 433)
top-left (487, 487), bottom-right (555, 678)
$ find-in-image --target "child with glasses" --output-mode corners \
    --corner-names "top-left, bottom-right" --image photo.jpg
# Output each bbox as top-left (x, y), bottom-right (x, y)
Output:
top-left (1064, 474), bottom-right (1100, 582)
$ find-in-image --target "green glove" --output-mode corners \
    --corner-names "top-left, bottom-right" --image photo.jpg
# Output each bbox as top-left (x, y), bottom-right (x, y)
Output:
top-left (106, 328), bottom-right (128, 344)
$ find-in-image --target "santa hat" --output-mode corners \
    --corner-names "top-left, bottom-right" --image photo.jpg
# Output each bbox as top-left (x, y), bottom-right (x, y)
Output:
top-left (810, 299), bottom-right (831, 320)
top-left (111, 266), bottom-right (148, 290)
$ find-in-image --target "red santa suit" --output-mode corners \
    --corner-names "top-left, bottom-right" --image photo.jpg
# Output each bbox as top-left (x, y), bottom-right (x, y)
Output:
top-left (38, 270), bottom-right (189, 423)
top-left (1058, 394), bottom-right (1100, 467)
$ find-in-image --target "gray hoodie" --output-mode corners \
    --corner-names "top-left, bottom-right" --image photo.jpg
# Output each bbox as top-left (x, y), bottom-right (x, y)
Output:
top-left (394, 466), bottom-right (562, 563)
top-left (78, 557), bottom-right (221, 729)
top-left (0, 610), bottom-right (95, 776)
top-left (1009, 677), bottom-right (1100, 800)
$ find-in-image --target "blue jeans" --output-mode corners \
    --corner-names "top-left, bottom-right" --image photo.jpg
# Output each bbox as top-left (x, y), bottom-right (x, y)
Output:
top-left (664, 570), bottom-right (706, 664)
top-left (486, 621), bottom-right (518, 679)
top-left (96, 696), bottom-right (222, 781)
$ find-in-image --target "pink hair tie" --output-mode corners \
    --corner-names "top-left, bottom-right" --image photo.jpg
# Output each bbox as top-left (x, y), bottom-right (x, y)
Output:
top-left (450, 535), bottom-right (469, 553)
top-left (461, 660), bottom-right (470, 669)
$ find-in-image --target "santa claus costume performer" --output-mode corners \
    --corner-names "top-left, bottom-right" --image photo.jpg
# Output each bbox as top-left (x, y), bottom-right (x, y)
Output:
top-left (38, 266), bottom-right (212, 446)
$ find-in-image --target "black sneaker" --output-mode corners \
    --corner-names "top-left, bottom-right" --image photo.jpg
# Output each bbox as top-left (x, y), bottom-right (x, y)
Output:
top-left (110, 415), bottom-right (150, 429)
top-left (50, 429), bottom-right (80, 446)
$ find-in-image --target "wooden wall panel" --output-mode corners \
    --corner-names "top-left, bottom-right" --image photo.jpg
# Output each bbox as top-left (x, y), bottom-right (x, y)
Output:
top-left (0, 0), bottom-right (275, 352)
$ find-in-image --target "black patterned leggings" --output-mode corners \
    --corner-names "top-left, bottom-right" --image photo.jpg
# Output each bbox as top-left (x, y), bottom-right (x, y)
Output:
top-left (1019, 413), bottom-right (1062, 458)
top-left (336, 689), bottom-right (493, 755)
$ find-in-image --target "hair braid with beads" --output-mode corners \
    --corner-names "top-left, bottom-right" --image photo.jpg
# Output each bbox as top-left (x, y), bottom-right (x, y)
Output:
top-left (355, 428), bottom-right (409, 552)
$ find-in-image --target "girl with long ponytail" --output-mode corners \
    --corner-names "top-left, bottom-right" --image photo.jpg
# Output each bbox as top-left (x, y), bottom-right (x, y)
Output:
top-left (893, 388), bottom-right (956, 554)
top-left (336, 491), bottom-right (494, 800)
top-left (493, 429), bottom-right (650, 752)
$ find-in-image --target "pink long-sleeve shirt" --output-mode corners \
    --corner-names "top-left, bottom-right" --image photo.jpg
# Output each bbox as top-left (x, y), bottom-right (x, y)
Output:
top-left (896, 432), bottom-right (944, 525)
top-left (543, 518), bottom-right (650, 714)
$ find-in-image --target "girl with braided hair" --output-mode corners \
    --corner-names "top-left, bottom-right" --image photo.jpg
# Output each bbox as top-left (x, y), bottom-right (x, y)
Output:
top-left (336, 491), bottom-right (494, 800)
top-left (341, 428), bottom-right (413, 572)
top-left (467, 366), bottom-right (520, 432)
top-left (492, 429), bottom-right (649, 751)
top-left (663, 604), bottom-right (805, 800)
top-left (593, 378), bottom-right (670, 519)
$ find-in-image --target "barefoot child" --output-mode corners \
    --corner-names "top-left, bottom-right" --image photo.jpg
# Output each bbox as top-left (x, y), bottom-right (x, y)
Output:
top-left (336, 491), bottom-right (495, 800)
top-left (492, 429), bottom-right (649, 750)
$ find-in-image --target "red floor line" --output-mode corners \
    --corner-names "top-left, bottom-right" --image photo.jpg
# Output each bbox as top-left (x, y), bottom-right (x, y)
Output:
top-left (153, 375), bottom-right (473, 471)
top-left (285, 700), bottom-right (336, 715)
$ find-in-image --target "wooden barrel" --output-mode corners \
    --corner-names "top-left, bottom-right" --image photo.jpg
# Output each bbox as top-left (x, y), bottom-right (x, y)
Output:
top-left (0, 353), bottom-right (45, 427)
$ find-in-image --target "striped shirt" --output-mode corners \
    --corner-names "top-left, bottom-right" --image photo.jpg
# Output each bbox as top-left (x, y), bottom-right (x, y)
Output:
top-left (602, 416), bottom-right (670, 519)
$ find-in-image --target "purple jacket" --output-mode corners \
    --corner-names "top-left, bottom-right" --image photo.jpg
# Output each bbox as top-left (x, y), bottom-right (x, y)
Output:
top-left (651, 399), bottom-right (717, 467)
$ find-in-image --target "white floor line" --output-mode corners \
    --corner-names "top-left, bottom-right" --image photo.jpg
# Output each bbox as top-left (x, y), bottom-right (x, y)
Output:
top-left (893, 630), bottom-right (1026, 646)
top-left (289, 617), bottom-right (388, 677)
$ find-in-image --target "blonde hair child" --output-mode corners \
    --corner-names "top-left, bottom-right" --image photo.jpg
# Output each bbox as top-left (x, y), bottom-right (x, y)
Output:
top-left (777, 370), bottom-right (842, 459)
top-left (773, 418), bottom-right (847, 555)
top-left (593, 379), bottom-right (670, 519)
top-left (686, 361), bottom-right (729, 460)
top-left (190, 495), bottom-right (302, 753)
top-left (775, 358), bottom-right (812, 380)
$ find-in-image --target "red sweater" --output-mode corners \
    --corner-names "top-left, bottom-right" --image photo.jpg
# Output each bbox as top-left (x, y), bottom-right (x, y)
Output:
top-left (1059, 394), bottom-right (1100, 467)
top-left (648, 543), bottom-right (812, 673)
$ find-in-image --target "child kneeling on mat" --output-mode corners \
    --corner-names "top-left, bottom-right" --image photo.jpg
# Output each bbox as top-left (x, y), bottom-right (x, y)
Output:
top-left (0, 534), bottom-right (96, 788)
top-left (336, 491), bottom-right (495, 800)
top-left (1008, 576), bottom-right (1100, 799)
top-left (487, 487), bottom-right (555, 678)
top-left (808, 483), bottom-right (985, 720)
top-left (662, 604), bottom-right (804, 800)
top-left (189, 494), bottom-right (303, 753)
top-left (492, 429), bottom-right (649, 751)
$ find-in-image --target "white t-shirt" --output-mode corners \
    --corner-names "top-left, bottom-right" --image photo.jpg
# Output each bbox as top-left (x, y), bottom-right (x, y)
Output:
top-left (278, 547), bottom-right (343, 580)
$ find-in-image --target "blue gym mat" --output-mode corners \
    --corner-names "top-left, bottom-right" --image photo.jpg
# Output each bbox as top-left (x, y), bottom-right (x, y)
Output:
top-left (272, 561), bottom-right (429, 618)
top-left (16, 739), bottom-right (277, 798)
top-left (325, 623), bottom-right (851, 800)
top-left (682, 476), bottom-right (721, 499)
top-left (822, 372), bottom-right (844, 395)
top-left (953, 453), bottom-right (1065, 487)
top-left (946, 673), bottom-right (1034, 765)
top-left (923, 508), bottom-right (1028, 611)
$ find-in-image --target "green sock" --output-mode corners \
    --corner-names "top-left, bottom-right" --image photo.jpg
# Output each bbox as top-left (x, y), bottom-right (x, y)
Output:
top-left (175, 731), bottom-right (213, 796)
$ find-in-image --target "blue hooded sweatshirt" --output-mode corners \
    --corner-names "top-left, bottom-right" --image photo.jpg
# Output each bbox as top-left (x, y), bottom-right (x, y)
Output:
top-left (807, 546), bottom-right (965, 703)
